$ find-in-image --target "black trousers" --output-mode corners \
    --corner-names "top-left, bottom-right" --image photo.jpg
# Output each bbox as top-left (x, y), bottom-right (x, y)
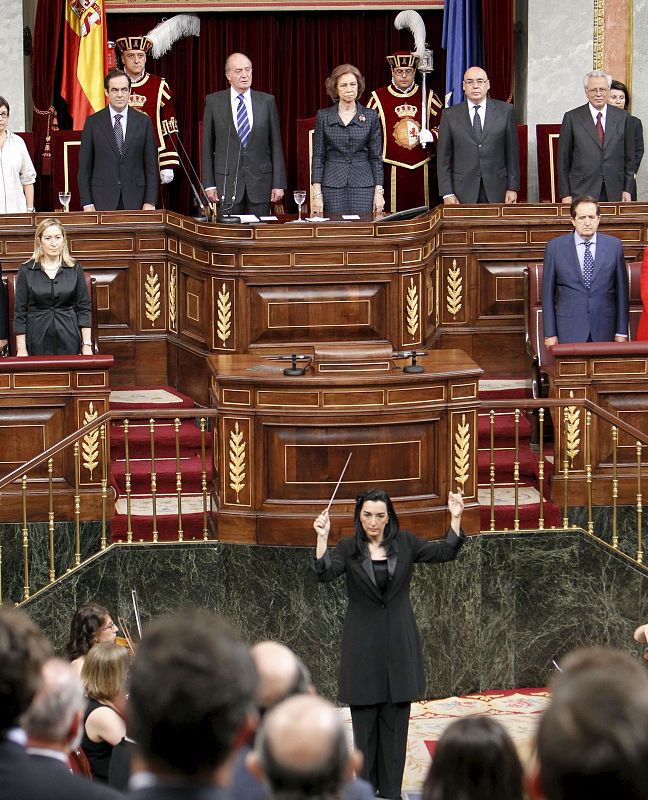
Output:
top-left (350, 700), bottom-right (411, 799)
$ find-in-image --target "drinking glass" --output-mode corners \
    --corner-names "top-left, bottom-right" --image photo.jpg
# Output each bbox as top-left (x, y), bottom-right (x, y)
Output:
top-left (58, 191), bottom-right (71, 213)
top-left (293, 189), bottom-right (306, 222)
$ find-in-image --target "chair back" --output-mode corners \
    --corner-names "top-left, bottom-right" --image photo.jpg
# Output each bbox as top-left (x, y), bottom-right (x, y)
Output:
top-left (69, 745), bottom-right (93, 779)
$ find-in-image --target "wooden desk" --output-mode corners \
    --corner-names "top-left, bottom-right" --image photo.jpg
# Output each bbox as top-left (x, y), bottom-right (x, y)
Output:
top-left (0, 355), bottom-right (114, 520)
top-left (208, 350), bottom-right (482, 545)
top-left (550, 342), bottom-right (648, 504)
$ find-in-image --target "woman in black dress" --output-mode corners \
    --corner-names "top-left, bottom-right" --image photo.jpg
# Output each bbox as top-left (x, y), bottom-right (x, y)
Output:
top-left (311, 63), bottom-right (384, 217)
top-left (14, 217), bottom-right (92, 356)
top-left (313, 488), bottom-right (465, 799)
top-left (609, 80), bottom-right (644, 201)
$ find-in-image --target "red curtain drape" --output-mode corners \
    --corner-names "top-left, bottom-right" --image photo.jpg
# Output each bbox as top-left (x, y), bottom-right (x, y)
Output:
top-left (31, 0), bottom-right (64, 210)
top-left (99, 11), bottom-right (446, 213)
top-left (482, 0), bottom-right (514, 103)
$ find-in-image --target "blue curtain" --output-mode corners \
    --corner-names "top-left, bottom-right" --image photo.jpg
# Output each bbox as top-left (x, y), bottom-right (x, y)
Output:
top-left (441, 0), bottom-right (484, 107)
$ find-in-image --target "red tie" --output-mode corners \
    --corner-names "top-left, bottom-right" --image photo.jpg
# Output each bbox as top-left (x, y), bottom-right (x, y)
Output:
top-left (596, 112), bottom-right (604, 145)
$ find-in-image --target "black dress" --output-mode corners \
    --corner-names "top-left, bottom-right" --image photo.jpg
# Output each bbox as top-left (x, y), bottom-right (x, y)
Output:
top-left (13, 260), bottom-right (91, 355)
top-left (81, 698), bottom-right (114, 782)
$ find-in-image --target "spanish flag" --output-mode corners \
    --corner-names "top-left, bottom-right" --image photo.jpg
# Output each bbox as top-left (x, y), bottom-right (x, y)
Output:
top-left (61, 0), bottom-right (108, 128)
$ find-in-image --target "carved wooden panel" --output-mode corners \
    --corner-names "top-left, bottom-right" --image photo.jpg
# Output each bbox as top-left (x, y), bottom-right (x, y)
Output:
top-left (221, 416), bottom-right (252, 507)
top-left (0, 403), bottom-right (65, 480)
top-left (212, 278), bottom-right (236, 351)
top-left (440, 256), bottom-right (467, 326)
top-left (478, 261), bottom-right (527, 320)
top-left (139, 262), bottom-right (166, 333)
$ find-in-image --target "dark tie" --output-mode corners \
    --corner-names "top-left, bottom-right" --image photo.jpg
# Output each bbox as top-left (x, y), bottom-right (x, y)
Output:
top-left (583, 241), bottom-right (594, 288)
top-left (114, 113), bottom-right (124, 155)
top-left (472, 105), bottom-right (482, 139)
top-left (236, 94), bottom-right (250, 147)
top-left (596, 111), bottom-right (604, 146)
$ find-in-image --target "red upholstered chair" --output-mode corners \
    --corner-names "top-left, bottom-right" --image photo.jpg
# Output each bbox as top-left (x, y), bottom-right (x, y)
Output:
top-left (536, 124), bottom-right (562, 203)
top-left (69, 746), bottom-right (93, 779)
top-left (50, 130), bottom-right (83, 211)
top-left (5, 270), bottom-right (99, 356)
top-left (296, 116), bottom-right (316, 214)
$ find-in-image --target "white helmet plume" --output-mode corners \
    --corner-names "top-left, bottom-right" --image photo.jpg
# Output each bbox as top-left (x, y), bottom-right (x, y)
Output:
top-left (394, 10), bottom-right (427, 58)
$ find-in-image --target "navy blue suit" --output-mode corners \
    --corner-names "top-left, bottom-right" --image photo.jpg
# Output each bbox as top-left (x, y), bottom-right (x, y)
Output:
top-left (542, 232), bottom-right (629, 343)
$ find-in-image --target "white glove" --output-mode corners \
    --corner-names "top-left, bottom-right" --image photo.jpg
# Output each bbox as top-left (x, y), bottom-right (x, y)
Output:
top-left (160, 169), bottom-right (174, 184)
top-left (419, 128), bottom-right (435, 145)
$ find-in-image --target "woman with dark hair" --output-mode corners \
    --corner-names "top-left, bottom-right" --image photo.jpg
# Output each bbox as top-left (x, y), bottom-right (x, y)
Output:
top-left (313, 488), bottom-right (465, 799)
top-left (609, 79), bottom-right (643, 201)
top-left (66, 602), bottom-right (117, 675)
top-left (311, 63), bottom-right (384, 216)
top-left (423, 716), bottom-right (524, 800)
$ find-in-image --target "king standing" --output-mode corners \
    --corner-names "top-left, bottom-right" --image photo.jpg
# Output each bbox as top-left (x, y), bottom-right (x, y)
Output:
top-left (368, 51), bottom-right (442, 213)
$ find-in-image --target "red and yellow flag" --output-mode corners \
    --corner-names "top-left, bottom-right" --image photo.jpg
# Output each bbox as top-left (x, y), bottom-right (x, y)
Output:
top-left (61, 0), bottom-right (108, 129)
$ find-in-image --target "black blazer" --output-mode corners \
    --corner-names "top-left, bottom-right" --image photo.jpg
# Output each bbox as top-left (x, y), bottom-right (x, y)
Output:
top-left (128, 785), bottom-right (229, 800)
top-left (557, 103), bottom-right (634, 200)
top-left (314, 527), bottom-right (464, 705)
top-left (436, 98), bottom-right (519, 203)
top-left (0, 740), bottom-right (121, 800)
top-left (201, 89), bottom-right (287, 205)
top-left (78, 106), bottom-right (158, 210)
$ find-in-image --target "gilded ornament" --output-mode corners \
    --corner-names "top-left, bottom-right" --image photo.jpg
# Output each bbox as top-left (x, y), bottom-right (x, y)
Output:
top-left (228, 421), bottom-right (247, 502)
top-left (145, 265), bottom-right (162, 325)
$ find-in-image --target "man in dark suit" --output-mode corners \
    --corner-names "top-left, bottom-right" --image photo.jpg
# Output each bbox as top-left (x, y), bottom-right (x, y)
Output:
top-left (127, 610), bottom-right (257, 800)
top-left (557, 70), bottom-right (634, 203)
top-left (201, 52), bottom-right (286, 217)
top-left (78, 68), bottom-right (158, 211)
top-left (436, 66), bottom-right (519, 204)
top-left (542, 196), bottom-right (628, 346)
top-left (0, 607), bottom-right (119, 800)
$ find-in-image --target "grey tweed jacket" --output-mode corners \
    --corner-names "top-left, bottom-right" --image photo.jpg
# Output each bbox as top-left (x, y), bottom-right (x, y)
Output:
top-left (311, 103), bottom-right (383, 188)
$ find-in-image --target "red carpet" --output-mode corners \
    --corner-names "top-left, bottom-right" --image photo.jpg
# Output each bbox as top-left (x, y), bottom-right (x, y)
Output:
top-left (109, 387), bottom-right (212, 542)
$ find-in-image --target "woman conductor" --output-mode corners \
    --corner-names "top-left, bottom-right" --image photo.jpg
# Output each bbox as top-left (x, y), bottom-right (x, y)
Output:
top-left (313, 489), bottom-right (465, 799)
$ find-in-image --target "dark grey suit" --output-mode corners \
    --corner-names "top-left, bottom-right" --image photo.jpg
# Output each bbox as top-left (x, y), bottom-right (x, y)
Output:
top-left (201, 89), bottom-right (286, 215)
top-left (78, 107), bottom-right (158, 211)
top-left (311, 103), bottom-right (383, 214)
top-left (436, 98), bottom-right (520, 203)
top-left (557, 103), bottom-right (634, 201)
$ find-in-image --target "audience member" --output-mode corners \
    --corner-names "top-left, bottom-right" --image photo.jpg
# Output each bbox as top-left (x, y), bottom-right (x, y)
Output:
top-left (127, 609), bottom-right (257, 798)
top-left (423, 716), bottom-right (524, 800)
top-left (557, 70), bottom-right (634, 203)
top-left (436, 66), bottom-right (519, 204)
top-left (80, 642), bottom-right (129, 783)
top-left (247, 695), bottom-right (362, 800)
top-left (311, 63), bottom-right (384, 217)
top-left (66, 602), bottom-right (118, 675)
top-left (0, 95), bottom-right (36, 213)
top-left (13, 218), bottom-right (93, 356)
top-left (79, 68), bottom-right (158, 211)
top-left (528, 647), bottom-right (648, 800)
top-left (542, 195), bottom-right (628, 346)
top-left (608, 79), bottom-right (644, 201)
top-left (202, 53), bottom-right (286, 217)
top-left (22, 657), bottom-right (121, 799)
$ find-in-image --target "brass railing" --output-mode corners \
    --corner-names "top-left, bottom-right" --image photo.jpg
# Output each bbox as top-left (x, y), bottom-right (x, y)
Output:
top-left (0, 408), bottom-right (219, 606)
top-left (2, 398), bottom-right (648, 607)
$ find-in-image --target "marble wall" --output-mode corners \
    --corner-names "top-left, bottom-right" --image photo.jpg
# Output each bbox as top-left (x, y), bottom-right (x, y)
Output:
top-left (2, 0), bottom-right (27, 130)
top-left (632, 1), bottom-right (648, 199)
top-left (12, 527), bottom-right (647, 701)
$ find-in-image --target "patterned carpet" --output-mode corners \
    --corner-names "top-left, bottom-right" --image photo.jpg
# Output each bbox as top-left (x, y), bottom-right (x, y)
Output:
top-left (339, 688), bottom-right (549, 796)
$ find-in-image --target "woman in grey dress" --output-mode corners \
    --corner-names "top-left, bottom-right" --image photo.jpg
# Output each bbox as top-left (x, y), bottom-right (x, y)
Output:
top-left (311, 64), bottom-right (384, 217)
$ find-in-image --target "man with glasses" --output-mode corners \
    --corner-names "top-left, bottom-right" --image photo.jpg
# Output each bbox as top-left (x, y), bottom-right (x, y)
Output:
top-left (201, 52), bottom-right (286, 217)
top-left (78, 68), bottom-right (158, 211)
top-left (557, 70), bottom-right (634, 204)
top-left (437, 66), bottom-right (519, 204)
top-left (367, 51), bottom-right (443, 212)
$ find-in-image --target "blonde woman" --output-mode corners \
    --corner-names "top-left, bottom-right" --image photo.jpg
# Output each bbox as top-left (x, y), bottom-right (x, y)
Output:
top-left (80, 642), bottom-right (129, 782)
top-left (13, 217), bottom-right (92, 356)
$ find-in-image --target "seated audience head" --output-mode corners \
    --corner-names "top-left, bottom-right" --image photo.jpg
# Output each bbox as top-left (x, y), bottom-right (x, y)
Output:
top-left (583, 70), bottom-right (612, 110)
top-left (81, 641), bottom-right (130, 703)
top-left (66, 602), bottom-right (116, 661)
top-left (31, 217), bottom-right (75, 267)
top-left (250, 641), bottom-right (313, 713)
top-left (423, 715), bottom-right (524, 800)
top-left (530, 647), bottom-right (648, 800)
top-left (609, 79), bottom-right (630, 110)
top-left (0, 606), bottom-right (51, 734)
top-left (128, 609), bottom-right (257, 781)
top-left (325, 64), bottom-right (365, 103)
top-left (250, 694), bottom-right (360, 800)
top-left (22, 658), bottom-right (86, 751)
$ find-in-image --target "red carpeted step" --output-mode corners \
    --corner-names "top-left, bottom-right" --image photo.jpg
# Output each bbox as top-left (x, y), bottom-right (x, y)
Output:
top-left (477, 448), bottom-right (539, 483)
top-left (110, 420), bottom-right (206, 460)
top-left (478, 410), bottom-right (532, 445)
top-left (479, 500), bottom-right (562, 530)
top-left (111, 455), bottom-right (211, 494)
top-left (110, 513), bottom-right (208, 542)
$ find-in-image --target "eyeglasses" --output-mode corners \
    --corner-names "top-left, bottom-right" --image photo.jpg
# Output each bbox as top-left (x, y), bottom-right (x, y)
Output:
top-left (101, 620), bottom-right (118, 631)
top-left (587, 88), bottom-right (608, 95)
top-left (393, 68), bottom-right (415, 77)
top-left (464, 79), bottom-right (488, 86)
top-left (0, 112), bottom-right (8, 119)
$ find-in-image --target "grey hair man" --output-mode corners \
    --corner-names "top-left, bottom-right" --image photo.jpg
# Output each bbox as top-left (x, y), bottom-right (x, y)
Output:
top-left (248, 695), bottom-right (362, 800)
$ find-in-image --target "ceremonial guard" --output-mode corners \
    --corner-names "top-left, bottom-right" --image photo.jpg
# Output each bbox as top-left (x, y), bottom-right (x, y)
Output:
top-left (114, 15), bottom-right (199, 185)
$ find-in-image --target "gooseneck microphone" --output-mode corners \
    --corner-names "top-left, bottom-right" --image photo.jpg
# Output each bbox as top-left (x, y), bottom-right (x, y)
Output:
top-left (169, 128), bottom-right (215, 221)
top-left (218, 127), bottom-right (243, 224)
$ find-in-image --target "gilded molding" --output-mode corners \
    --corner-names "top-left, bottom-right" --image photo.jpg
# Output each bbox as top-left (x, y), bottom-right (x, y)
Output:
top-left (82, 402), bottom-right (99, 479)
top-left (406, 277), bottom-right (419, 338)
top-left (565, 403), bottom-right (581, 465)
top-left (446, 258), bottom-right (463, 318)
top-left (144, 265), bottom-right (162, 326)
top-left (218, 282), bottom-right (233, 346)
top-left (228, 421), bottom-right (247, 502)
top-left (454, 413), bottom-right (470, 490)
top-left (168, 263), bottom-right (177, 329)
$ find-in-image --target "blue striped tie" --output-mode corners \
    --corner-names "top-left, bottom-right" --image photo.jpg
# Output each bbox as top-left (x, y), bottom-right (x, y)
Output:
top-left (236, 93), bottom-right (250, 147)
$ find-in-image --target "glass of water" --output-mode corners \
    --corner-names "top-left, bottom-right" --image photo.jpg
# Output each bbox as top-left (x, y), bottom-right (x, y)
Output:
top-left (58, 191), bottom-right (71, 213)
top-left (293, 189), bottom-right (306, 222)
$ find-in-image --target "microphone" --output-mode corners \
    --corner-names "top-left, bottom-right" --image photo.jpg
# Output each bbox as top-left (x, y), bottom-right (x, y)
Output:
top-left (169, 129), bottom-right (213, 221)
top-left (219, 129), bottom-right (243, 224)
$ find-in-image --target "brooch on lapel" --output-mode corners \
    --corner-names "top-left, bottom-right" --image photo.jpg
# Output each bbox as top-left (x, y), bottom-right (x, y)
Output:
top-left (358, 114), bottom-right (366, 123)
